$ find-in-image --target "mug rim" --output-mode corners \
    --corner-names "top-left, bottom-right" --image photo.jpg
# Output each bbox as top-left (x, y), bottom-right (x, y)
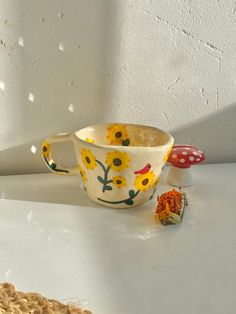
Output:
top-left (73, 122), bottom-right (174, 150)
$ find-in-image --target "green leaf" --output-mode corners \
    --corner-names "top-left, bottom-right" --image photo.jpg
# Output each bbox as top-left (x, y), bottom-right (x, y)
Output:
top-left (122, 138), bottom-right (130, 146)
top-left (51, 163), bottom-right (57, 170)
top-left (149, 188), bottom-right (156, 200)
top-left (124, 199), bottom-right (134, 205)
top-left (160, 220), bottom-right (168, 226)
top-left (129, 190), bottom-right (135, 197)
top-left (97, 176), bottom-right (105, 184)
top-left (105, 185), bottom-right (112, 191)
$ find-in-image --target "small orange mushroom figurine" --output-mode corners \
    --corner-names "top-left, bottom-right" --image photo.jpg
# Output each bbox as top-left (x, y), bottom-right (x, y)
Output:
top-left (167, 145), bottom-right (205, 187)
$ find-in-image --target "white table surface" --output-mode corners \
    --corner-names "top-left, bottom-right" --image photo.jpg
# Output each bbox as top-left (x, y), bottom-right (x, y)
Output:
top-left (0, 164), bottom-right (235, 314)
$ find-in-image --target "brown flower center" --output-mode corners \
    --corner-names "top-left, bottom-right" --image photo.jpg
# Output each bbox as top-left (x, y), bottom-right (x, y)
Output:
top-left (115, 131), bottom-right (122, 138)
top-left (142, 178), bottom-right (149, 186)
top-left (85, 156), bottom-right (91, 164)
top-left (116, 180), bottom-right (122, 185)
top-left (113, 158), bottom-right (122, 166)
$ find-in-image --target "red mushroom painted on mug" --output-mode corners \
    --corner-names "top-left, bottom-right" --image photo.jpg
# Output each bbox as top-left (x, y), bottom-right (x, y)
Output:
top-left (167, 145), bottom-right (205, 187)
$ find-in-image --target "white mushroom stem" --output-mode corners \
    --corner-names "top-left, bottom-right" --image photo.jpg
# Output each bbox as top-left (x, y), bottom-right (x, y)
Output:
top-left (167, 166), bottom-right (193, 188)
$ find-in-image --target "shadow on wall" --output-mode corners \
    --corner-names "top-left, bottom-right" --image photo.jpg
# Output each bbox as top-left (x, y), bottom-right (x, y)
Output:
top-left (172, 102), bottom-right (236, 164)
top-left (1, 102), bottom-right (236, 175)
top-left (1, 2), bottom-right (236, 175)
top-left (0, 1), bottom-right (120, 175)
top-left (0, 138), bottom-right (77, 175)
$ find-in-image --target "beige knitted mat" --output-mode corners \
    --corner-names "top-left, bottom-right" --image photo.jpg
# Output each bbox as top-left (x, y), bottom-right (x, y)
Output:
top-left (0, 283), bottom-right (92, 314)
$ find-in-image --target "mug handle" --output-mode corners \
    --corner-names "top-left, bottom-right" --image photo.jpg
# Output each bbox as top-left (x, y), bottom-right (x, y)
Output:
top-left (41, 133), bottom-right (78, 175)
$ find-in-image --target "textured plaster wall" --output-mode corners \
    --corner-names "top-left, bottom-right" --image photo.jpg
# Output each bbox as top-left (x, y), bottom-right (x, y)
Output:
top-left (0, 0), bottom-right (236, 174)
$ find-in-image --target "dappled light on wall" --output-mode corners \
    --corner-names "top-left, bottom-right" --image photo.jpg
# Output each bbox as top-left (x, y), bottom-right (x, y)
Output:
top-left (58, 42), bottom-right (65, 52)
top-left (18, 37), bottom-right (24, 47)
top-left (28, 92), bottom-right (35, 103)
top-left (30, 145), bottom-right (37, 154)
top-left (0, 81), bottom-right (5, 91)
top-left (68, 104), bottom-right (74, 113)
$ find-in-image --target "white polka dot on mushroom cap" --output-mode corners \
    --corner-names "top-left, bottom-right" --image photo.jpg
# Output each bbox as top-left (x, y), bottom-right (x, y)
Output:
top-left (189, 156), bottom-right (195, 161)
top-left (179, 158), bottom-right (186, 163)
top-left (193, 151), bottom-right (198, 156)
top-left (171, 153), bottom-right (177, 159)
top-left (196, 158), bottom-right (200, 161)
top-left (182, 151), bottom-right (187, 155)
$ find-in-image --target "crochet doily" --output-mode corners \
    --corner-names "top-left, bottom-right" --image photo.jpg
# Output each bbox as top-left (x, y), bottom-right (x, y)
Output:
top-left (0, 283), bottom-right (91, 314)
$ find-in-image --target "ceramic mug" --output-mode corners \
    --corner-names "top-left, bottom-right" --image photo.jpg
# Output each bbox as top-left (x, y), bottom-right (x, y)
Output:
top-left (42, 123), bottom-right (174, 208)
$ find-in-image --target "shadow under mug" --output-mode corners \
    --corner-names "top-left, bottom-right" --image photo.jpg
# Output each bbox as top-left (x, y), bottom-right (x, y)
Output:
top-left (42, 123), bottom-right (174, 208)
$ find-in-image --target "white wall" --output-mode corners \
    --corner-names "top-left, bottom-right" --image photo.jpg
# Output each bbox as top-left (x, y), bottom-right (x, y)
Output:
top-left (0, 0), bottom-right (236, 174)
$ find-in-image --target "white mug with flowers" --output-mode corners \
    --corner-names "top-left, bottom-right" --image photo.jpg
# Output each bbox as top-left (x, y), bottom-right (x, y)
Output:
top-left (42, 123), bottom-right (174, 208)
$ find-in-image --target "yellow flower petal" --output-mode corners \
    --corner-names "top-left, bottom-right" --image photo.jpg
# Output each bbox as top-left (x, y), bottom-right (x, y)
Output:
top-left (42, 141), bottom-right (51, 158)
top-left (105, 151), bottom-right (131, 172)
top-left (107, 124), bottom-right (128, 145)
top-left (134, 171), bottom-right (155, 191)
top-left (81, 148), bottom-right (97, 170)
top-left (164, 144), bottom-right (174, 162)
top-left (85, 137), bottom-right (95, 143)
top-left (112, 176), bottom-right (127, 188)
top-left (152, 175), bottom-right (160, 187)
top-left (78, 164), bottom-right (87, 183)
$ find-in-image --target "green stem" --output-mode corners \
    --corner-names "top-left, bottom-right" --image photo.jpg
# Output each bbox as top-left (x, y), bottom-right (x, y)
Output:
top-left (96, 160), bottom-right (111, 192)
top-left (149, 187), bottom-right (156, 200)
top-left (96, 159), bottom-right (106, 173)
top-left (181, 193), bottom-right (188, 220)
top-left (44, 156), bottom-right (69, 174)
top-left (98, 190), bottom-right (140, 205)
top-left (103, 165), bottom-right (111, 192)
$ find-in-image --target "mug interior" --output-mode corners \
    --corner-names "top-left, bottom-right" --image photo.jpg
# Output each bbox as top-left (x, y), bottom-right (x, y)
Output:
top-left (75, 123), bottom-right (172, 148)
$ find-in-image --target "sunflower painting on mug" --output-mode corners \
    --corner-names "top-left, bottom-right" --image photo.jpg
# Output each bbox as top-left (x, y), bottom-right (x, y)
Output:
top-left (42, 123), bottom-right (174, 208)
top-left (79, 147), bottom-right (162, 206)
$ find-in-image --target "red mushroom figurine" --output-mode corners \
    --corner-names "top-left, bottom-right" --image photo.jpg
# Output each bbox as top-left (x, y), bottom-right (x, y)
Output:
top-left (167, 145), bottom-right (205, 187)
